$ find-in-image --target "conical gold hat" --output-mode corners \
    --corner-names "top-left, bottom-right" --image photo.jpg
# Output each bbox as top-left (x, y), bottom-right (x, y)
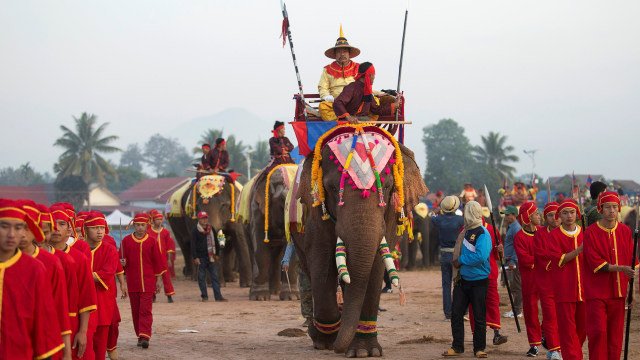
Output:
top-left (324, 25), bottom-right (360, 59)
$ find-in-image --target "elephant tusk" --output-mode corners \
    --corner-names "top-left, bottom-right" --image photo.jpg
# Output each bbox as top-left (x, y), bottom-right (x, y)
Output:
top-left (335, 237), bottom-right (350, 284)
top-left (379, 237), bottom-right (399, 287)
top-left (217, 229), bottom-right (226, 248)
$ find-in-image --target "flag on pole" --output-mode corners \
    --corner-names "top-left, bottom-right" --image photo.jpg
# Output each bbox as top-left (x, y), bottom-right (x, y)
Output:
top-left (531, 174), bottom-right (536, 188)
top-left (572, 172), bottom-right (577, 186)
top-left (586, 174), bottom-right (593, 188)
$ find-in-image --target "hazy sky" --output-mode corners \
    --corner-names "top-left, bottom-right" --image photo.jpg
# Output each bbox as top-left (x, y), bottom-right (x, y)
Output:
top-left (1, 0), bottom-right (638, 183)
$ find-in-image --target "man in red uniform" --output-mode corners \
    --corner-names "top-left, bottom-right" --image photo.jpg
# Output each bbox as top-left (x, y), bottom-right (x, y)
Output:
top-left (0, 199), bottom-right (65, 359)
top-left (55, 202), bottom-right (92, 258)
top-left (102, 229), bottom-right (127, 360)
top-left (38, 203), bottom-right (79, 360)
top-left (532, 202), bottom-right (562, 359)
top-left (50, 204), bottom-right (98, 360)
top-left (17, 199), bottom-right (73, 360)
top-left (514, 202), bottom-right (544, 357)
top-left (121, 213), bottom-right (166, 348)
top-left (148, 209), bottom-right (176, 303)
top-left (548, 199), bottom-right (587, 360)
top-left (468, 217), bottom-right (508, 346)
top-left (83, 211), bottom-right (119, 360)
top-left (583, 192), bottom-right (637, 360)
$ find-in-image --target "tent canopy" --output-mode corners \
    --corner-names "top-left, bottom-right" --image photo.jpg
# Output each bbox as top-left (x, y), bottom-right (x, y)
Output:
top-left (105, 209), bottom-right (133, 226)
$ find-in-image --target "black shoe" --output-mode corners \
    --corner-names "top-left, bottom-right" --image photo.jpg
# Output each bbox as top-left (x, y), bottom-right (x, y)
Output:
top-left (541, 334), bottom-right (548, 350)
top-left (526, 346), bottom-right (538, 357)
top-left (141, 338), bottom-right (149, 349)
top-left (167, 296), bottom-right (174, 303)
top-left (201, 297), bottom-right (209, 302)
top-left (153, 294), bottom-right (157, 303)
top-left (216, 298), bottom-right (228, 302)
top-left (493, 334), bottom-right (508, 345)
top-left (137, 338), bottom-right (142, 347)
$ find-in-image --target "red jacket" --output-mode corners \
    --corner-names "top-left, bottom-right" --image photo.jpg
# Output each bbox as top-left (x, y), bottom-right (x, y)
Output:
top-left (52, 248), bottom-right (79, 327)
top-left (583, 221), bottom-right (637, 300)
top-left (148, 227), bottom-right (176, 263)
top-left (121, 233), bottom-right (166, 293)
top-left (64, 245), bottom-right (98, 316)
top-left (0, 251), bottom-right (64, 360)
top-left (33, 247), bottom-right (71, 337)
top-left (533, 226), bottom-right (555, 292)
top-left (69, 237), bottom-right (91, 258)
top-left (90, 241), bottom-right (119, 325)
top-left (548, 225), bottom-right (585, 303)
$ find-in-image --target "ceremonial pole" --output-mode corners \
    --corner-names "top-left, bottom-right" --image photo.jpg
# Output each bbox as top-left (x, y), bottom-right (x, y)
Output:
top-left (623, 202), bottom-right (639, 360)
top-left (395, 1), bottom-right (408, 143)
top-left (546, 179), bottom-right (551, 204)
top-left (485, 185), bottom-right (521, 332)
top-left (280, 0), bottom-right (307, 121)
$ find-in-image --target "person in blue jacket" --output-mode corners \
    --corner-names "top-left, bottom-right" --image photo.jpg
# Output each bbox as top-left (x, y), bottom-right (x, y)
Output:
top-left (443, 201), bottom-right (491, 358)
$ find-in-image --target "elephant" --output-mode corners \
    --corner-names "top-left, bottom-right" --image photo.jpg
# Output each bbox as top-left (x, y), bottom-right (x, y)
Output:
top-left (405, 208), bottom-right (440, 269)
top-left (293, 126), bottom-right (428, 357)
top-left (167, 177), bottom-right (251, 287)
top-left (245, 165), bottom-right (300, 301)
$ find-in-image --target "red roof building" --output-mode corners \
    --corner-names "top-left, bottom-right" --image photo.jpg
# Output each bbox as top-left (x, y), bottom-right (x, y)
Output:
top-left (0, 185), bottom-right (55, 205)
top-left (118, 177), bottom-right (191, 210)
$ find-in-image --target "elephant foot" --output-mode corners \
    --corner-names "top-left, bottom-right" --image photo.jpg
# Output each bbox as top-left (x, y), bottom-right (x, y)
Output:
top-left (344, 337), bottom-right (382, 358)
top-left (308, 321), bottom-right (337, 351)
top-left (249, 284), bottom-right (271, 301)
top-left (279, 289), bottom-right (300, 301)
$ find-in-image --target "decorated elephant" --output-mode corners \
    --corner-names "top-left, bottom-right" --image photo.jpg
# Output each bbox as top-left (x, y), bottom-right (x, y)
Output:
top-left (167, 175), bottom-right (251, 287)
top-left (239, 165), bottom-right (301, 300)
top-left (293, 125), bottom-right (428, 356)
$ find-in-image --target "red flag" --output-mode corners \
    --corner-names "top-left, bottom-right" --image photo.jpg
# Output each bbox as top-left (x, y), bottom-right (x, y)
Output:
top-left (280, 18), bottom-right (288, 47)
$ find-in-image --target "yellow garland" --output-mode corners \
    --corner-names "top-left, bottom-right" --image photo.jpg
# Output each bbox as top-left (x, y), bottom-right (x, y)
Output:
top-left (264, 164), bottom-right (297, 243)
top-left (229, 182), bottom-right (236, 222)
top-left (309, 123), bottom-right (406, 215)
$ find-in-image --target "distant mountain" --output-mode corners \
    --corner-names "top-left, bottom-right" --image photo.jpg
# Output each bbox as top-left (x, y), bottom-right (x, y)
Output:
top-left (168, 108), bottom-right (274, 149)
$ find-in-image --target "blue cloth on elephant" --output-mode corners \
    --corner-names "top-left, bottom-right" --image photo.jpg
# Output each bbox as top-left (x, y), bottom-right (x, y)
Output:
top-left (431, 213), bottom-right (464, 249)
top-left (457, 226), bottom-right (491, 281)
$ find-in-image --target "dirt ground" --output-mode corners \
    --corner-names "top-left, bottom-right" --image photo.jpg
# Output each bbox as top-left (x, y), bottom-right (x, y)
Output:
top-left (115, 268), bottom-right (640, 360)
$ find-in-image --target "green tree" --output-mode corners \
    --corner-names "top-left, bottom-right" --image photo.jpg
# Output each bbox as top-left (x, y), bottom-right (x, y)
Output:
top-left (54, 175), bottom-right (88, 211)
top-left (422, 119), bottom-right (476, 194)
top-left (106, 166), bottom-right (148, 194)
top-left (53, 112), bottom-right (120, 185)
top-left (249, 140), bottom-right (270, 174)
top-left (144, 134), bottom-right (192, 177)
top-left (120, 143), bottom-right (145, 169)
top-left (0, 163), bottom-right (47, 186)
top-left (473, 131), bottom-right (519, 180)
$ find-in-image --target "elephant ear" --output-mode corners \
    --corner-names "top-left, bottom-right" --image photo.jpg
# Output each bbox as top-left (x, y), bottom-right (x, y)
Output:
top-left (297, 155), bottom-right (315, 210)
top-left (398, 143), bottom-right (428, 213)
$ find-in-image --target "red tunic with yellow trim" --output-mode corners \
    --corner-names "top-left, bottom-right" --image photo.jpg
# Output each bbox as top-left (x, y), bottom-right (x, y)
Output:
top-left (52, 248), bottom-right (79, 324)
top-left (121, 233), bottom-right (166, 293)
top-left (65, 245), bottom-right (98, 316)
top-left (1, 250), bottom-right (64, 360)
top-left (548, 226), bottom-right (585, 303)
top-left (533, 226), bottom-right (555, 292)
top-left (583, 222), bottom-right (637, 300)
top-left (148, 227), bottom-right (175, 264)
top-left (103, 235), bottom-right (124, 298)
top-left (514, 226), bottom-right (543, 274)
top-left (90, 242), bottom-right (119, 326)
top-left (33, 247), bottom-right (71, 337)
top-left (69, 237), bottom-right (91, 258)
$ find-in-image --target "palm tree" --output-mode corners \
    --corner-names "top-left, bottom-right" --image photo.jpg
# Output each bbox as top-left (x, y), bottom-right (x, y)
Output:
top-left (54, 112), bottom-right (121, 185)
top-left (195, 128), bottom-right (249, 175)
top-left (473, 131), bottom-right (519, 180)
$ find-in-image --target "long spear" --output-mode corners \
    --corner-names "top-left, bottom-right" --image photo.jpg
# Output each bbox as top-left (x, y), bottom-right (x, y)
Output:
top-left (623, 201), bottom-right (639, 360)
top-left (395, 1), bottom-right (409, 144)
top-left (280, 0), bottom-right (307, 121)
top-left (485, 184), bottom-right (521, 332)
top-left (546, 178), bottom-right (551, 204)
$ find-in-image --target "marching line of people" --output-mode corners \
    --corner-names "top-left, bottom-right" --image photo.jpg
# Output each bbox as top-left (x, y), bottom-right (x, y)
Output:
top-left (0, 199), bottom-right (178, 359)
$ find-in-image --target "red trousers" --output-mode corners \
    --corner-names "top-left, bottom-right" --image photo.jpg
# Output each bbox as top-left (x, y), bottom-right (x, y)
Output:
top-left (538, 287), bottom-right (561, 351)
top-left (92, 325), bottom-right (109, 360)
top-left (586, 298), bottom-right (625, 360)
top-left (129, 292), bottom-right (154, 340)
top-left (555, 301), bottom-right (587, 360)
top-left (162, 271), bottom-right (175, 296)
top-left (469, 278), bottom-right (501, 331)
top-left (521, 271), bottom-right (542, 346)
top-left (107, 303), bottom-right (120, 352)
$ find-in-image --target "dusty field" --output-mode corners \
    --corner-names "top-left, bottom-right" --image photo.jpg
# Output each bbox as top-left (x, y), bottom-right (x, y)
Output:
top-left (115, 268), bottom-right (640, 360)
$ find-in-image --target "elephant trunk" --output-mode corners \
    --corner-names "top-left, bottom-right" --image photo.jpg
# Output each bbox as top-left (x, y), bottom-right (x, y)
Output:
top-left (332, 233), bottom-right (381, 353)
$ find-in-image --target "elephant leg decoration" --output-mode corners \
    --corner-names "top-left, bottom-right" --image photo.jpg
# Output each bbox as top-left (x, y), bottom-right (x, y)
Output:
top-left (294, 124), bottom-right (428, 357)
